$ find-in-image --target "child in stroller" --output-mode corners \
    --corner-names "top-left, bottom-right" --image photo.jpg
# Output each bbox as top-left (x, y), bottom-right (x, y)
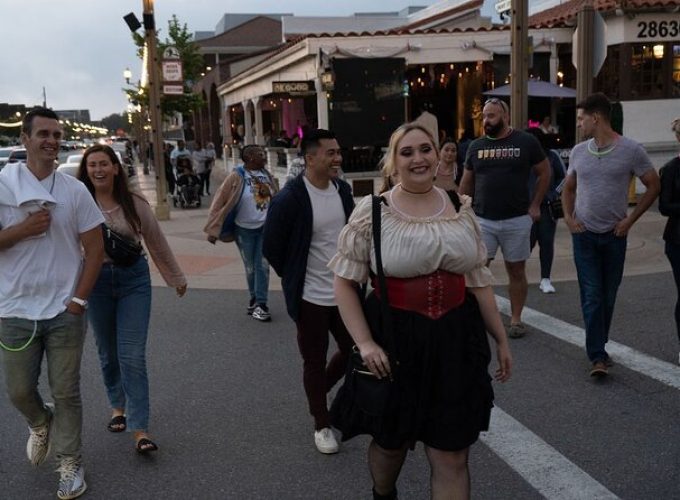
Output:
top-left (174, 157), bottom-right (202, 208)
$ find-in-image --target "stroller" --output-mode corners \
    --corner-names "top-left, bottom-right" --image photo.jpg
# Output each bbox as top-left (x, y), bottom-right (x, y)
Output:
top-left (174, 163), bottom-right (202, 208)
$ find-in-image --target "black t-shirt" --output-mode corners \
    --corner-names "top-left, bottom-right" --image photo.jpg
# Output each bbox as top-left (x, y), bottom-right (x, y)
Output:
top-left (465, 129), bottom-right (545, 220)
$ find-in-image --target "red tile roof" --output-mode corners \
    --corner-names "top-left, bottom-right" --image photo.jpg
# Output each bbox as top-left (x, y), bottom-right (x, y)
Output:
top-left (530, 0), bottom-right (679, 28)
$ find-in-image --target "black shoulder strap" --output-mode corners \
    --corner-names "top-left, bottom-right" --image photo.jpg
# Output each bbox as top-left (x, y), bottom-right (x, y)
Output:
top-left (447, 189), bottom-right (462, 212)
top-left (371, 195), bottom-right (397, 362)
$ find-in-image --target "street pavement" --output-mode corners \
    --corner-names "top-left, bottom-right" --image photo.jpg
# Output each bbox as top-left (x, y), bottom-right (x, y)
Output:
top-left (1, 163), bottom-right (679, 499)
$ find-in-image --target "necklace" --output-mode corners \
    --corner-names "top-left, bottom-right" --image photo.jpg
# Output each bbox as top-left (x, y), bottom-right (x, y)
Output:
top-left (587, 137), bottom-right (618, 158)
top-left (390, 186), bottom-right (447, 219)
top-left (96, 200), bottom-right (120, 215)
top-left (399, 183), bottom-right (433, 195)
top-left (48, 172), bottom-right (56, 194)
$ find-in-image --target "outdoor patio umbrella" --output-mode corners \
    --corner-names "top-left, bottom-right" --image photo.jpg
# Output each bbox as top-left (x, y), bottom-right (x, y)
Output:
top-left (483, 80), bottom-right (577, 98)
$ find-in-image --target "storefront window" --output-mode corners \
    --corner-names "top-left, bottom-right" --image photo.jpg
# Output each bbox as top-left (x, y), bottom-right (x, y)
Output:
top-left (630, 44), bottom-right (665, 98)
top-left (596, 46), bottom-right (620, 100)
top-left (673, 45), bottom-right (680, 97)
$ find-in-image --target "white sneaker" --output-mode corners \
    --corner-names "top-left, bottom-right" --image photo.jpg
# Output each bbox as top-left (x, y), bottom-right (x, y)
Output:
top-left (27, 403), bottom-right (53, 466)
top-left (56, 456), bottom-right (87, 500)
top-left (314, 428), bottom-right (339, 454)
top-left (539, 278), bottom-right (556, 294)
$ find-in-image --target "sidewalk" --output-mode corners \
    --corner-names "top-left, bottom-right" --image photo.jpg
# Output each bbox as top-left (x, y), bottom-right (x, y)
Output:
top-left (132, 163), bottom-right (670, 291)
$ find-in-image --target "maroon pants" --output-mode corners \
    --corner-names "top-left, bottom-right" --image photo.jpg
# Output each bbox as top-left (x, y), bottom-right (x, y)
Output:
top-left (296, 300), bottom-right (353, 430)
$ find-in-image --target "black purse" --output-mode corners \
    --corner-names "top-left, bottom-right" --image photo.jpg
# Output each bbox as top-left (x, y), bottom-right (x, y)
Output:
top-left (101, 223), bottom-right (143, 267)
top-left (347, 195), bottom-right (397, 417)
top-left (547, 195), bottom-right (564, 220)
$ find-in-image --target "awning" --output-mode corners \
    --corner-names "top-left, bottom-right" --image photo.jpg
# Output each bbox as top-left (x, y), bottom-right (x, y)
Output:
top-left (483, 80), bottom-right (577, 98)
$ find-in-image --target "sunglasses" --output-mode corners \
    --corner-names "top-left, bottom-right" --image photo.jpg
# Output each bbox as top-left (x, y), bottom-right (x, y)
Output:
top-left (484, 98), bottom-right (509, 113)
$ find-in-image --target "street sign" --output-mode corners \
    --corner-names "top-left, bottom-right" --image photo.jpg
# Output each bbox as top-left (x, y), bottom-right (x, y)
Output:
top-left (163, 84), bottom-right (183, 95)
top-left (163, 46), bottom-right (180, 60)
top-left (572, 11), bottom-right (607, 75)
top-left (162, 61), bottom-right (183, 82)
top-left (495, 0), bottom-right (511, 14)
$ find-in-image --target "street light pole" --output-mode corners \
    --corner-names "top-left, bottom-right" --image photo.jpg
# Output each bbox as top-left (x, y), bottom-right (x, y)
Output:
top-left (143, 0), bottom-right (170, 220)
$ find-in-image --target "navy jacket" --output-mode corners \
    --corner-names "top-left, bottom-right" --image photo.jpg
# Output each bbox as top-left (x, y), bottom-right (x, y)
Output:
top-left (263, 174), bottom-right (354, 321)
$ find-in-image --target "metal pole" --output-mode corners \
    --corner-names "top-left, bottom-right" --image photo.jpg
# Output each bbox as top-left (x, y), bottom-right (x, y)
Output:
top-left (575, 2), bottom-right (595, 142)
top-left (510, 0), bottom-right (528, 129)
top-left (143, 0), bottom-right (170, 220)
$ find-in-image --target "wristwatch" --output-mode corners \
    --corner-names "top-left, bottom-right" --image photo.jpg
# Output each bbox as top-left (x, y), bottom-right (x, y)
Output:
top-left (70, 297), bottom-right (88, 309)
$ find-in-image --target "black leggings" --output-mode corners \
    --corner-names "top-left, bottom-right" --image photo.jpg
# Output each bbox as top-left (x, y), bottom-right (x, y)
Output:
top-left (200, 171), bottom-right (211, 195)
top-left (665, 240), bottom-right (680, 343)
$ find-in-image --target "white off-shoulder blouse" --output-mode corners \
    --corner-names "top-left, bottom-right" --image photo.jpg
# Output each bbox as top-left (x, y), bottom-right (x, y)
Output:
top-left (328, 191), bottom-right (493, 288)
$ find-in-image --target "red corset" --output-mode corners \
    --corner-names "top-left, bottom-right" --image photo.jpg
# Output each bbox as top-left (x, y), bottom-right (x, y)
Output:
top-left (371, 270), bottom-right (466, 320)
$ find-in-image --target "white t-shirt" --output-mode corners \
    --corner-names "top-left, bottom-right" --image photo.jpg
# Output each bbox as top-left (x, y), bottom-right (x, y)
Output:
top-left (235, 169), bottom-right (275, 229)
top-left (0, 170), bottom-right (104, 320)
top-left (302, 176), bottom-right (345, 306)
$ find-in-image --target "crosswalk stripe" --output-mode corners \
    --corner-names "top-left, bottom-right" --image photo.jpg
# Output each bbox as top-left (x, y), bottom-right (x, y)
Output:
top-left (495, 296), bottom-right (680, 390)
top-left (481, 407), bottom-right (620, 500)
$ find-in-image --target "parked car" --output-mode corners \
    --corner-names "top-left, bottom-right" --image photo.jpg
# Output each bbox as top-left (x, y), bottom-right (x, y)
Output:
top-left (0, 147), bottom-right (17, 170)
top-left (7, 148), bottom-right (27, 164)
top-left (56, 154), bottom-right (84, 177)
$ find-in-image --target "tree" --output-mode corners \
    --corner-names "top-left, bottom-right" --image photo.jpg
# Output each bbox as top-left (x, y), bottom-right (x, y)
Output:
top-left (101, 113), bottom-right (131, 134)
top-left (125, 15), bottom-right (204, 118)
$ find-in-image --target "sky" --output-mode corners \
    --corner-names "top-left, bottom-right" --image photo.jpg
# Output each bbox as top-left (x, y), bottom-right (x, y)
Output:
top-left (0, 0), bottom-right (444, 121)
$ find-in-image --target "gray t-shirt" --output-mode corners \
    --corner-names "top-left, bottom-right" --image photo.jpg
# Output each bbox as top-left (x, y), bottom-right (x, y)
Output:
top-left (568, 136), bottom-right (653, 233)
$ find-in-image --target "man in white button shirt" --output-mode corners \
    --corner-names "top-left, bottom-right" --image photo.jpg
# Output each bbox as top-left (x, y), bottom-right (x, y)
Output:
top-left (0, 107), bottom-right (104, 499)
top-left (264, 129), bottom-right (355, 455)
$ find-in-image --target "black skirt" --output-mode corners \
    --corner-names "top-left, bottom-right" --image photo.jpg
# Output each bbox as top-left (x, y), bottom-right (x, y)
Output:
top-left (330, 292), bottom-right (494, 451)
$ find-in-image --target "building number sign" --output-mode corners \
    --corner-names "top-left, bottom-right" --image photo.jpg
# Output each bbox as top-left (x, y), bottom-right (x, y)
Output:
top-left (636, 19), bottom-right (680, 39)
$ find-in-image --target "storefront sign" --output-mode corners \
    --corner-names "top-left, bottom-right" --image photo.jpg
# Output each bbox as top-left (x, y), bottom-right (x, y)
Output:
top-left (163, 84), bottom-right (183, 95)
top-left (494, 0), bottom-right (511, 15)
top-left (614, 13), bottom-right (680, 44)
top-left (272, 81), bottom-right (314, 94)
top-left (162, 61), bottom-right (183, 82)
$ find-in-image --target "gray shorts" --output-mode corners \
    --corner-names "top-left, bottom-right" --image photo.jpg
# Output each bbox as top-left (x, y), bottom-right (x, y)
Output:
top-left (478, 214), bottom-right (532, 262)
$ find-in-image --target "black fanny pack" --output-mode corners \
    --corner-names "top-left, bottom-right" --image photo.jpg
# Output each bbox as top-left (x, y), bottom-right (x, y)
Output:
top-left (102, 223), bottom-right (143, 267)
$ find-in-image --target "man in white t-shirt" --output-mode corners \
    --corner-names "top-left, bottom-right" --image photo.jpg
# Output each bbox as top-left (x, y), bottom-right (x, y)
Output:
top-left (0, 108), bottom-right (104, 500)
top-left (263, 129), bottom-right (355, 455)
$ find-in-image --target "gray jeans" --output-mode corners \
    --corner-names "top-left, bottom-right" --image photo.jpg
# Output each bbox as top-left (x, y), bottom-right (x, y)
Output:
top-left (0, 311), bottom-right (86, 457)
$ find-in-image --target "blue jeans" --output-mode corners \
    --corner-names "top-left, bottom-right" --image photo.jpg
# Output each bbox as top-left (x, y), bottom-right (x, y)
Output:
top-left (572, 230), bottom-right (627, 362)
top-left (234, 225), bottom-right (270, 305)
top-left (664, 241), bottom-right (680, 343)
top-left (0, 311), bottom-right (87, 457)
top-left (88, 257), bottom-right (152, 432)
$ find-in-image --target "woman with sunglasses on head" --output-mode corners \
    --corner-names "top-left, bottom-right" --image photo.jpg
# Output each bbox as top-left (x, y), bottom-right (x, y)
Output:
top-left (77, 145), bottom-right (187, 454)
top-left (659, 118), bottom-right (680, 365)
top-left (434, 138), bottom-right (460, 194)
top-left (330, 123), bottom-right (511, 499)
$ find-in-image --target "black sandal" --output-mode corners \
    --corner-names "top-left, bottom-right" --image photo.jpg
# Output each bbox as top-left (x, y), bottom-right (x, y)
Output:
top-left (107, 415), bottom-right (127, 433)
top-left (136, 438), bottom-right (159, 454)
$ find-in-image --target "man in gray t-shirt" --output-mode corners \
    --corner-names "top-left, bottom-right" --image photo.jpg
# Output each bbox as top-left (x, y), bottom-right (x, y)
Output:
top-left (562, 93), bottom-right (660, 378)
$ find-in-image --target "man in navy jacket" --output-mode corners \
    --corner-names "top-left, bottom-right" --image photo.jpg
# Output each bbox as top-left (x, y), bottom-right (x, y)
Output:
top-left (263, 129), bottom-right (354, 454)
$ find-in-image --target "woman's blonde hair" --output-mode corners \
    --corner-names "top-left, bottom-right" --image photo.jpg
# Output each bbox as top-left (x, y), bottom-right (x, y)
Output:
top-left (382, 122), bottom-right (438, 177)
top-left (672, 118), bottom-right (680, 136)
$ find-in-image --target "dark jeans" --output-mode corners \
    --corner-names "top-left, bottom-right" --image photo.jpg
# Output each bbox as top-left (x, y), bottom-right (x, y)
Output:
top-left (530, 205), bottom-right (557, 279)
top-left (572, 230), bottom-right (627, 362)
top-left (665, 241), bottom-right (680, 343)
top-left (200, 171), bottom-right (211, 195)
top-left (295, 300), bottom-right (353, 430)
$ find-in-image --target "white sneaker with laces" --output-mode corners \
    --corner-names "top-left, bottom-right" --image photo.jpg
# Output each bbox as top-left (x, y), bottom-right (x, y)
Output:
top-left (27, 403), bottom-right (53, 466)
top-left (314, 428), bottom-right (339, 454)
top-left (539, 278), bottom-right (556, 294)
top-left (56, 456), bottom-right (87, 500)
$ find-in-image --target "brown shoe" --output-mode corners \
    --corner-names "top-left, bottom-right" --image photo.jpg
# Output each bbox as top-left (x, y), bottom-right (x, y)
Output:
top-left (590, 360), bottom-right (608, 377)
